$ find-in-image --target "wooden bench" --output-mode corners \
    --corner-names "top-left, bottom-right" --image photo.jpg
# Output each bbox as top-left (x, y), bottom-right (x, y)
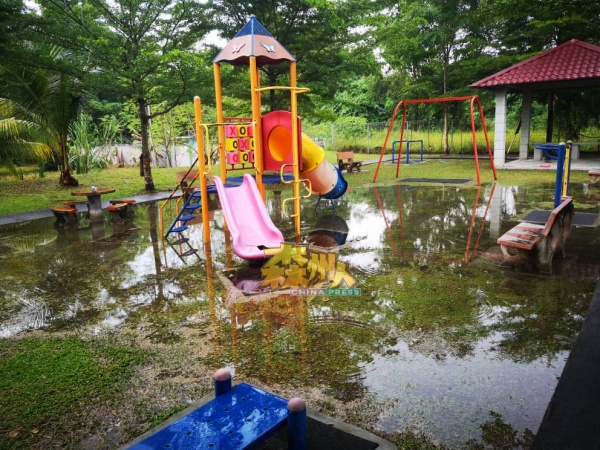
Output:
top-left (588, 170), bottom-right (600, 184)
top-left (109, 199), bottom-right (136, 219)
top-left (497, 197), bottom-right (574, 273)
top-left (51, 206), bottom-right (78, 226)
top-left (106, 202), bottom-right (132, 222)
top-left (337, 152), bottom-right (362, 173)
top-left (176, 169), bottom-right (200, 195)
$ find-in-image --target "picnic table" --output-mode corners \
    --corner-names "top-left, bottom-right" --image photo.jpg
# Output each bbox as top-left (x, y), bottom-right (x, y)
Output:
top-left (71, 187), bottom-right (115, 221)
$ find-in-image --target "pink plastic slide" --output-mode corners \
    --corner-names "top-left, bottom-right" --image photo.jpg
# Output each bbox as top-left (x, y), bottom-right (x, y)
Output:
top-left (213, 174), bottom-right (284, 260)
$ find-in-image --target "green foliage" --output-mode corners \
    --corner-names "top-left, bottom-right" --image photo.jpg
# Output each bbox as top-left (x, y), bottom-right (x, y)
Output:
top-left (30, 0), bottom-right (215, 189)
top-left (0, 55), bottom-right (82, 181)
top-left (69, 113), bottom-right (123, 173)
top-left (2, 0), bottom-right (600, 183)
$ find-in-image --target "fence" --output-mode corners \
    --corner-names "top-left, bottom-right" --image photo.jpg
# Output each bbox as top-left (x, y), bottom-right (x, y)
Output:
top-left (302, 118), bottom-right (541, 155)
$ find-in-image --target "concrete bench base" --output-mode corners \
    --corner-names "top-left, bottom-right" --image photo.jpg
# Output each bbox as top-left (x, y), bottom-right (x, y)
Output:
top-left (51, 206), bottom-right (78, 226)
top-left (589, 170), bottom-right (600, 184)
top-left (498, 197), bottom-right (574, 273)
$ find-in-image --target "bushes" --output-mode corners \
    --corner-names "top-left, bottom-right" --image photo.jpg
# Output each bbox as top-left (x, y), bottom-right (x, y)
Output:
top-left (69, 114), bottom-right (124, 174)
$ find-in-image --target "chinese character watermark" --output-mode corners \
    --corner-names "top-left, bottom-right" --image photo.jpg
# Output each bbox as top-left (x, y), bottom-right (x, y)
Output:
top-left (260, 243), bottom-right (359, 295)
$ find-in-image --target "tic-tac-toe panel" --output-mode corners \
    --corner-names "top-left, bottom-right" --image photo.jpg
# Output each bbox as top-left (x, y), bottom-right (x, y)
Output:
top-left (225, 123), bottom-right (255, 166)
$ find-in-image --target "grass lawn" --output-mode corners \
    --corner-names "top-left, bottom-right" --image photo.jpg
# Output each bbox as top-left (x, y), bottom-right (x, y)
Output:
top-left (0, 153), bottom-right (587, 217)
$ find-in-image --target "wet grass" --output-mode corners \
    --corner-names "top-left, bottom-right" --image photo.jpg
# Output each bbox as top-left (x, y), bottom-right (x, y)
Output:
top-left (0, 159), bottom-right (597, 449)
top-left (0, 158), bottom-right (591, 216)
top-left (0, 336), bottom-right (147, 449)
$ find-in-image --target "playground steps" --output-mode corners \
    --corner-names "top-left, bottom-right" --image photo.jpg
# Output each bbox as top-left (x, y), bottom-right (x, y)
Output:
top-left (164, 191), bottom-right (204, 262)
top-left (166, 234), bottom-right (200, 262)
top-left (165, 191), bottom-right (202, 238)
top-left (170, 241), bottom-right (199, 260)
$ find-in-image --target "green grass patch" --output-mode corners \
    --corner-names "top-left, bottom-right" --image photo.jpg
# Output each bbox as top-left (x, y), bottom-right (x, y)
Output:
top-left (0, 336), bottom-right (146, 448)
top-left (0, 158), bottom-right (591, 216)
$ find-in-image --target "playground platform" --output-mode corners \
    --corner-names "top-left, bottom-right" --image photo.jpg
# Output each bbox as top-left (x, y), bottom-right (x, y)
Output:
top-left (120, 380), bottom-right (395, 450)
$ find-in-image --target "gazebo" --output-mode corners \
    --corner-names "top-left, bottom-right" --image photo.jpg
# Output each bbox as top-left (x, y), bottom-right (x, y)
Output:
top-left (470, 39), bottom-right (600, 167)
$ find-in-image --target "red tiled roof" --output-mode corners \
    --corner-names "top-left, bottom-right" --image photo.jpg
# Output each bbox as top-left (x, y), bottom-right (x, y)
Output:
top-left (471, 39), bottom-right (600, 89)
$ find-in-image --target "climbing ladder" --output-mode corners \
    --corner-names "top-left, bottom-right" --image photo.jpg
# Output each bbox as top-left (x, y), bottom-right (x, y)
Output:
top-left (162, 191), bottom-right (203, 261)
top-left (165, 190), bottom-right (202, 238)
top-left (167, 235), bottom-right (200, 262)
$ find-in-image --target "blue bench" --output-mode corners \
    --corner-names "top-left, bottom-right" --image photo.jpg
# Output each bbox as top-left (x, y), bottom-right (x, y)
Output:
top-left (124, 369), bottom-right (306, 450)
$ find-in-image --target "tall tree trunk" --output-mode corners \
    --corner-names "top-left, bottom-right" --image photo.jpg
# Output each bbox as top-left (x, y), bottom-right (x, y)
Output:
top-left (59, 133), bottom-right (78, 186)
top-left (138, 100), bottom-right (155, 191)
top-left (546, 92), bottom-right (555, 142)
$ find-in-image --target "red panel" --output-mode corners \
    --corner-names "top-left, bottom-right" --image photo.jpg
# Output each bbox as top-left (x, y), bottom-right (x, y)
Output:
top-left (261, 110), bottom-right (302, 172)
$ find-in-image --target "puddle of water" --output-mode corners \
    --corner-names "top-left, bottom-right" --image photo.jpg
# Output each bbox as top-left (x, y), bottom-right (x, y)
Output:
top-left (0, 182), bottom-right (599, 447)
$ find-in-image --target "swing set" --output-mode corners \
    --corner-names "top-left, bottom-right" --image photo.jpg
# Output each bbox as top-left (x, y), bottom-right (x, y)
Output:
top-left (372, 95), bottom-right (498, 185)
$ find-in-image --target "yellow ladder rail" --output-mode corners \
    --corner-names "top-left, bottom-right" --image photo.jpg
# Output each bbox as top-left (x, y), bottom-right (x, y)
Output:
top-left (280, 164), bottom-right (312, 218)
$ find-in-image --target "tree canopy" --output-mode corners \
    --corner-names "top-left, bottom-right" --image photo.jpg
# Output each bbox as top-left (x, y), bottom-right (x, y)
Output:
top-left (2, 0), bottom-right (600, 182)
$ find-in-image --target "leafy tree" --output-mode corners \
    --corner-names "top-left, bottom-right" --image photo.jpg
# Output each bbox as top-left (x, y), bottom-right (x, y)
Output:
top-left (0, 97), bottom-right (51, 176)
top-left (0, 52), bottom-right (82, 183)
top-left (0, 0), bottom-right (24, 59)
top-left (33, 0), bottom-right (214, 190)
top-left (376, 0), bottom-right (479, 153)
top-left (479, 0), bottom-right (600, 53)
top-left (333, 74), bottom-right (392, 123)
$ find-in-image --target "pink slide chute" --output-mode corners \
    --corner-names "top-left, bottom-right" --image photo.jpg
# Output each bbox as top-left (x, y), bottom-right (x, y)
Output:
top-left (213, 174), bottom-right (284, 260)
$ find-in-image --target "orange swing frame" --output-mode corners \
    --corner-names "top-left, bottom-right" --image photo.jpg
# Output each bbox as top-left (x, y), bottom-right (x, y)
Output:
top-left (372, 95), bottom-right (497, 186)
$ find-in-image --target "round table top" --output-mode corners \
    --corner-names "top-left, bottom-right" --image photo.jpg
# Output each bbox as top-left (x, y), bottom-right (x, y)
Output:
top-left (71, 188), bottom-right (115, 196)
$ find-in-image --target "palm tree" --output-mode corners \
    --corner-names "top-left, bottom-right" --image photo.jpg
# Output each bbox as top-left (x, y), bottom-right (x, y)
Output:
top-left (0, 50), bottom-right (83, 185)
top-left (0, 98), bottom-right (52, 176)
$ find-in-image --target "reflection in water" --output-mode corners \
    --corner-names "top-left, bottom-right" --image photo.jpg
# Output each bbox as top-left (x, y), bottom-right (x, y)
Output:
top-left (0, 183), bottom-right (598, 447)
top-left (307, 214), bottom-right (349, 248)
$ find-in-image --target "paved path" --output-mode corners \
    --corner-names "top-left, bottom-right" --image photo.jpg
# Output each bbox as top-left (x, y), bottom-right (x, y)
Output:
top-left (364, 155), bottom-right (600, 171)
top-left (2, 155), bottom-right (600, 226)
top-left (501, 157), bottom-right (600, 171)
top-left (0, 191), bottom-right (176, 226)
top-left (532, 280), bottom-right (600, 449)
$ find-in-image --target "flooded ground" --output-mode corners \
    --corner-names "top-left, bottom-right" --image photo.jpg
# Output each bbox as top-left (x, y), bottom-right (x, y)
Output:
top-left (1, 180), bottom-right (599, 448)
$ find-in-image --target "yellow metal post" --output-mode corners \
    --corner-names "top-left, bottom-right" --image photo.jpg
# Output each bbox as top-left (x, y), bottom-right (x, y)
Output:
top-left (213, 63), bottom-right (227, 183)
top-left (250, 57), bottom-right (265, 201)
top-left (562, 142), bottom-right (572, 198)
top-left (290, 62), bottom-right (301, 236)
top-left (194, 96), bottom-right (211, 244)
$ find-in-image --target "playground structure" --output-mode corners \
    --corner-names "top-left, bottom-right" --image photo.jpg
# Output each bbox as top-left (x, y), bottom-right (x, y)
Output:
top-left (162, 16), bottom-right (348, 260)
top-left (391, 140), bottom-right (424, 164)
top-left (372, 96), bottom-right (498, 186)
